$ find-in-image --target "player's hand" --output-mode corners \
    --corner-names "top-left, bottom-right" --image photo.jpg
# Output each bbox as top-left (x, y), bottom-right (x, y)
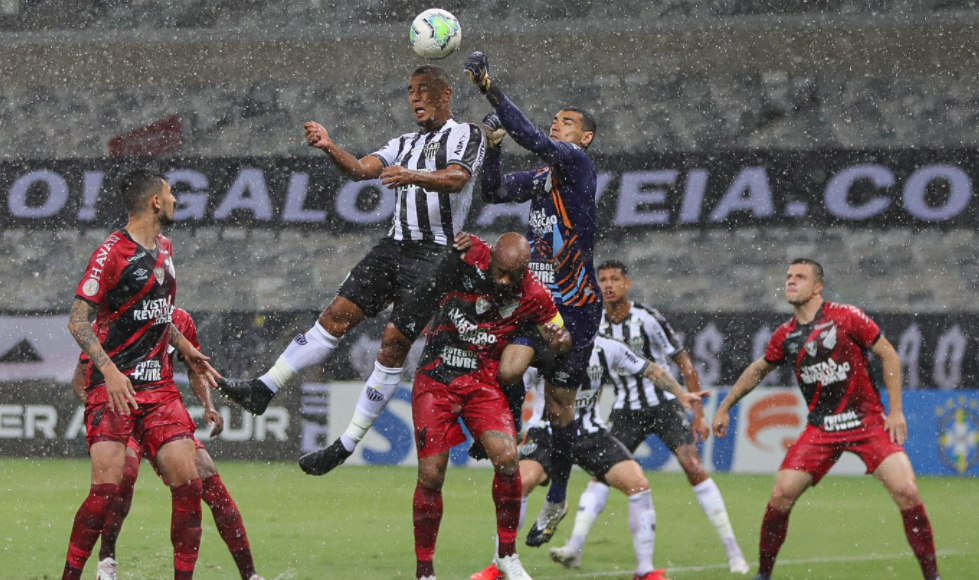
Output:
top-left (884, 410), bottom-right (908, 445)
top-left (692, 412), bottom-right (711, 442)
top-left (677, 390), bottom-right (710, 412)
top-left (182, 346), bottom-right (223, 388)
top-left (540, 323), bottom-right (571, 355)
top-left (380, 165), bottom-right (417, 189)
top-left (104, 365), bottom-right (138, 416)
top-left (453, 231), bottom-right (473, 252)
top-left (304, 121), bottom-right (334, 151)
top-left (464, 51), bottom-right (492, 94)
top-left (482, 112), bottom-right (507, 147)
top-left (712, 407), bottom-right (731, 438)
top-left (204, 408), bottom-right (224, 438)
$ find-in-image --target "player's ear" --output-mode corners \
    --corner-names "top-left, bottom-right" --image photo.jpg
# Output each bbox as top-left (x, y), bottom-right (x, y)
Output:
top-left (580, 131), bottom-right (594, 148)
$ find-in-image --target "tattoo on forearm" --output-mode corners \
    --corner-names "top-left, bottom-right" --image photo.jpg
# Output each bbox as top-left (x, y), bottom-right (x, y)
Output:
top-left (169, 325), bottom-right (185, 350)
top-left (68, 299), bottom-right (111, 370)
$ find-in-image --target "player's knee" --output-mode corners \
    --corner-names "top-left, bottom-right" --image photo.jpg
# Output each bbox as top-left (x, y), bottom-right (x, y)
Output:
top-left (620, 474), bottom-right (650, 496)
top-left (320, 301), bottom-right (360, 336)
top-left (417, 466), bottom-right (446, 491)
top-left (497, 362), bottom-right (524, 387)
top-left (889, 479), bottom-right (921, 508)
top-left (676, 446), bottom-right (708, 483)
top-left (491, 449), bottom-right (519, 477)
top-left (770, 484), bottom-right (800, 509)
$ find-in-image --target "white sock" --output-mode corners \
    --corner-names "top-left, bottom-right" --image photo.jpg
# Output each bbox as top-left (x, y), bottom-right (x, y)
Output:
top-left (339, 361), bottom-right (402, 452)
top-left (628, 489), bottom-right (656, 576)
top-left (693, 478), bottom-right (741, 558)
top-left (492, 496), bottom-right (528, 563)
top-left (567, 480), bottom-right (610, 554)
top-left (260, 322), bottom-right (339, 392)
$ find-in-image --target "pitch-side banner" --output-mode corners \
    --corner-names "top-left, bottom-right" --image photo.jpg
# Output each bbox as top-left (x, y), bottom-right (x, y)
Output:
top-left (3, 150), bottom-right (979, 230)
top-left (329, 383), bottom-right (979, 477)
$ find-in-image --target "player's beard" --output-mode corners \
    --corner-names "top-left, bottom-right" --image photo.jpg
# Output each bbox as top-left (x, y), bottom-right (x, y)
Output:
top-left (158, 211), bottom-right (175, 227)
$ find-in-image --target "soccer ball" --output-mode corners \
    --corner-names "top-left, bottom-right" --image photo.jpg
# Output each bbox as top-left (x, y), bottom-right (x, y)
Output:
top-left (409, 9), bottom-right (462, 59)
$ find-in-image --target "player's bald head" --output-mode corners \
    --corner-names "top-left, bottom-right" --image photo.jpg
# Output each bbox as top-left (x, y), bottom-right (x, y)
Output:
top-left (491, 232), bottom-right (531, 272)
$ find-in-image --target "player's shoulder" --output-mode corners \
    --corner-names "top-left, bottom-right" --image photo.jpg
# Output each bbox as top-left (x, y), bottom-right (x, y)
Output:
top-left (771, 318), bottom-right (797, 340)
top-left (631, 302), bottom-right (666, 322)
top-left (172, 306), bottom-right (192, 326)
top-left (824, 301), bottom-right (873, 324)
top-left (521, 270), bottom-right (555, 304)
top-left (594, 335), bottom-right (629, 354)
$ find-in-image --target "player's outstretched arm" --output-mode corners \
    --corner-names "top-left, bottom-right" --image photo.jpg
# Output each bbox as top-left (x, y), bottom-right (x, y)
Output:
top-left (379, 164), bottom-right (472, 193)
top-left (645, 363), bottom-right (709, 412)
top-left (872, 336), bottom-right (908, 445)
top-left (304, 121), bottom-right (385, 181)
top-left (68, 298), bottom-right (137, 415)
top-left (480, 112), bottom-right (537, 204)
top-left (712, 357), bottom-right (777, 438)
top-left (464, 52), bottom-right (570, 167)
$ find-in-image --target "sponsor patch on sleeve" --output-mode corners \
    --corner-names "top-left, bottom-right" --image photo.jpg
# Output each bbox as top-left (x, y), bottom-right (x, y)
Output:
top-left (82, 279), bottom-right (99, 297)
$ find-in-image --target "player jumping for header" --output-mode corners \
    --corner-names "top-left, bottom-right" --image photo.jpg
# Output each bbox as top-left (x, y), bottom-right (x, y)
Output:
top-left (464, 50), bottom-right (603, 547)
top-left (216, 65), bottom-right (485, 475)
top-left (713, 259), bottom-right (941, 580)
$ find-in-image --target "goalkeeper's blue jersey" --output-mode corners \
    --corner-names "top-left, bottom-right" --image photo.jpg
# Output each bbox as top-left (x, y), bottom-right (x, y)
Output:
top-left (481, 94), bottom-right (602, 347)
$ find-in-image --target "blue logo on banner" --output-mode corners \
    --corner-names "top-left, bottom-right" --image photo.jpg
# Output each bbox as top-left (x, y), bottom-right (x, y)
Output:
top-left (937, 396), bottom-right (979, 475)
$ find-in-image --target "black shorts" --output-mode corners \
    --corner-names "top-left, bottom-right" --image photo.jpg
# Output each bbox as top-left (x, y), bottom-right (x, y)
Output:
top-left (518, 425), bottom-right (633, 485)
top-left (337, 237), bottom-right (455, 340)
top-left (574, 428), bottom-right (634, 484)
top-left (609, 398), bottom-right (694, 453)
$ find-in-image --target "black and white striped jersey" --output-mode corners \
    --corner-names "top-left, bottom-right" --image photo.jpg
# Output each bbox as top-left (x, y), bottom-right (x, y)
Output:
top-left (599, 302), bottom-right (684, 410)
top-left (371, 118), bottom-right (485, 245)
top-left (524, 336), bottom-right (648, 435)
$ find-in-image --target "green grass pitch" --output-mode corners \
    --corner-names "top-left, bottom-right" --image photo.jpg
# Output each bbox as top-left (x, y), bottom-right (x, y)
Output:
top-left (2, 458), bottom-right (975, 579)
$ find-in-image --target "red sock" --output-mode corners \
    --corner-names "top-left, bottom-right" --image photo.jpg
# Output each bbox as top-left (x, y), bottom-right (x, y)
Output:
top-left (413, 484), bottom-right (443, 579)
top-left (493, 470), bottom-right (522, 559)
top-left (758, 503), bottom-right (790, 576)
top-left (901, 503), bottom-right (940, 580)
top-left (202, 475), bottom-right (256, 580)
top-left (99, 454), bottom-right (140, 560)
top-left (62, 483), bottom-right (120, 580)
top-left (171, 479), bottom-right (203, 579)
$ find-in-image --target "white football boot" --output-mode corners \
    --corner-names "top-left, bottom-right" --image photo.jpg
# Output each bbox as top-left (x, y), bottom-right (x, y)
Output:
top-left (496, 553), bottom-right (533, 580)
top-left (548, 544), bottom-right (582, 569)
top-left (95, 557), bottom-right (118, 580)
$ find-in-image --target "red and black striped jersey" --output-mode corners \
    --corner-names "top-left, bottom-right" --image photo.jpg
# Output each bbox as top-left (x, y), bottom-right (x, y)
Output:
top-left (74, 229), bottom-right (177, 391)
top-left (416, 236), bottom-right (562, 386)
top-left (765, 301), bottom-right (885, 432)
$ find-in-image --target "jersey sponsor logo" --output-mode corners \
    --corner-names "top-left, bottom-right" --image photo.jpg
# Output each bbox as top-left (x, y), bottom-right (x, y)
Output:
top-left (529, 208), bottom-right (558, 237)
top-left (575, 387), bottom-right (599, 410)
top-left (86, 234), bottom-right (122, 282)
top-left (528, 262), bottom-right (555, 285)
top-left (822, 409), bottom-right (862, 432)
top-left (131, 360), bottom-right (162, 382)
top-left (447, 307), bottom-right (497, 345)
top-left (799, 358), bottom-right (851, 385)
top-left (127, 251), bottom-right (146, 263)
top-left (937, 397), bottom-right (979, 474)
top-left (133, 297), bottom-right (174, 324)
top-left (439, 346), bottom-right (478, 370)
top-left (81, 279), bottom-right (99, 297)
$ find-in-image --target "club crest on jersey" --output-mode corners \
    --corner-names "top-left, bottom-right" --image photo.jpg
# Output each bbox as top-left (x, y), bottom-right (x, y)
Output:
top-left (500, 301), bottom-right (518, 318)
top-left (154, 267), bottom-right (165, 284)
top-left (587, 364), bottom-right (604, 384)
top-left (423, 141), bottom-right (440, 161)
top-left (804, 340), bottom-right (817, 357)
top-left (476, 297), bottom-right (492, 315)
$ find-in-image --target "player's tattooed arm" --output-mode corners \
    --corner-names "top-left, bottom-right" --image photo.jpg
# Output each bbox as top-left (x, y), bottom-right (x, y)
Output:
top-left (645, 363), bottom-right (708, 412)
top-left (303, 121), bottom-right (385, 181)
top-left (712, 357), bottom-right (778, 438)
top-left (68, 299), bottom-right (111, 372)
top-left (68, 298), bottom-right (138, 414)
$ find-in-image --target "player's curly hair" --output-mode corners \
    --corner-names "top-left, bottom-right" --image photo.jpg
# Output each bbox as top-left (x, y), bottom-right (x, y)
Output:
top-left (119, 169), bottom-right (168, 214)
top-left (791, 258), bottom-right (824, 284)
